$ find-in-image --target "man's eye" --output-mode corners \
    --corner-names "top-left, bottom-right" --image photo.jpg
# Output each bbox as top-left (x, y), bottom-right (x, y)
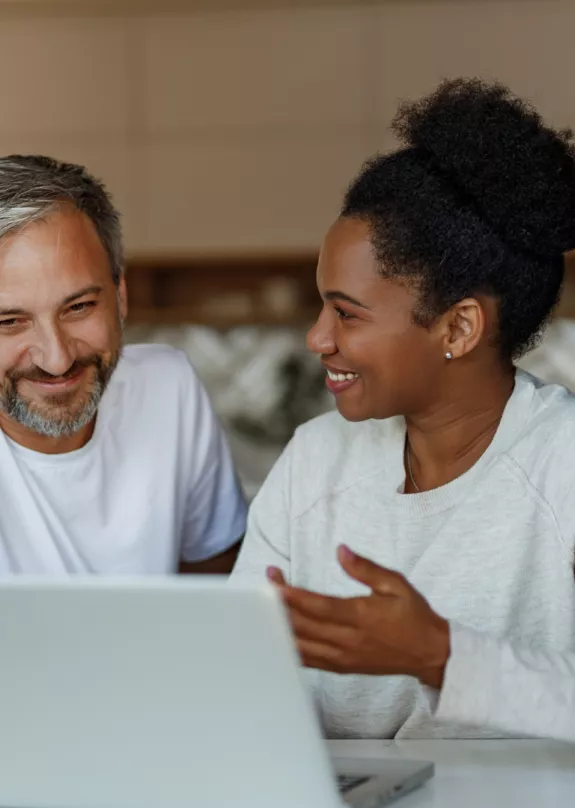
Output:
top-left (69, 301), bottom-right (95, 313)
top-left (0, 319), bottom-right (20, 329)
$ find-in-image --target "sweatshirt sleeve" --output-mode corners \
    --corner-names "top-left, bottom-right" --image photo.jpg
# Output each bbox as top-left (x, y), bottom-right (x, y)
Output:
top-left (434, 623), bottom-right (575, 743)
top-left (229, 438), bottom-right (293, 586)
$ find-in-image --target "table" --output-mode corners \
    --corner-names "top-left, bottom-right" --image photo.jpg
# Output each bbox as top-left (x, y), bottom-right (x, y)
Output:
top-left (328, 740), bottom-right (575, 807)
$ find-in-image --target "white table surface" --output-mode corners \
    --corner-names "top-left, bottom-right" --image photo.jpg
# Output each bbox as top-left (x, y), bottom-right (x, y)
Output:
top-left (327, 740), bottom-right (575, 807)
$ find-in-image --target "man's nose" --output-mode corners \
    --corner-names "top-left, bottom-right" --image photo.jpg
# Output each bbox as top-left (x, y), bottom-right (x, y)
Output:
top-left (27, 325), bottom-right (76, 377)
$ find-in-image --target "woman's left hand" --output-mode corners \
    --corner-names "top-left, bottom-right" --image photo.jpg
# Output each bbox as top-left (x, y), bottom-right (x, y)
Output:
top-left (267, 545), bottom-right (450, 689)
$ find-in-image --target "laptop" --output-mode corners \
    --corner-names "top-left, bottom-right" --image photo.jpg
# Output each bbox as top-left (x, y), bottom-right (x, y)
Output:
top-left (0, 577), bottom-right (433, 808)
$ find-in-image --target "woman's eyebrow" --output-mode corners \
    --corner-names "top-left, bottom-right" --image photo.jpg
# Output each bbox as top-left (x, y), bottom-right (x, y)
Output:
top-left (324, 290), bottom-right (372, 310)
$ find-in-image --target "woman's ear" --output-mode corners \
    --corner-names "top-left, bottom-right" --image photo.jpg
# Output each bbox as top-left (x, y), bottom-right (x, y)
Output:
top-left (442, 297), bottom-right (485, 359)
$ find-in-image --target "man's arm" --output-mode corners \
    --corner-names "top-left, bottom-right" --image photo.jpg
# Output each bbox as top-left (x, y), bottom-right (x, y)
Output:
top-left (177, 354), bottom-right (247, 570)
top-left (179, 539), bottom-right (242, 575)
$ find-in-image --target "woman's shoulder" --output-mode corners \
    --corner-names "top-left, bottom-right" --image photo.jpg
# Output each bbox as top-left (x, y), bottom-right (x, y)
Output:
top-left (294, 408), bottom-right (400, 447)
top-left (505, 373), bottom-right (575, 519)
top-left (288, 410), bottom-right (402, 491)
top-left (512, 371), bottom-right (575, 455)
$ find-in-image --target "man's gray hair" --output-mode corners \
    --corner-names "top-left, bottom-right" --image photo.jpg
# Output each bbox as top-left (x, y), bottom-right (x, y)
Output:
top-left (0, 154), bottom-right (124, 284)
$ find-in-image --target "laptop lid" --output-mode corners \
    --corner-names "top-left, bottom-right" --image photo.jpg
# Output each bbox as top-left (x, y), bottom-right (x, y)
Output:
top-left (0, 577), bottom-right (341, 808)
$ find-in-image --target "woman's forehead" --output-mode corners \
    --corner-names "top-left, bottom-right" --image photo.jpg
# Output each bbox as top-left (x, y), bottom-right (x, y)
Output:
top-left (318, 219), bottom-right (376, 282)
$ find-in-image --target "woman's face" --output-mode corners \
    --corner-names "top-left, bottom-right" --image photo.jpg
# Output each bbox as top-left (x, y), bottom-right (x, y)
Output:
top-left (307, 217), bottom-right (448, 422)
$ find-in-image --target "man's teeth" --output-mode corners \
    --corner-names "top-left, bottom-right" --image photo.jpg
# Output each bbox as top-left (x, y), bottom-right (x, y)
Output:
top-left (327, 370), bottom-right (359, 382)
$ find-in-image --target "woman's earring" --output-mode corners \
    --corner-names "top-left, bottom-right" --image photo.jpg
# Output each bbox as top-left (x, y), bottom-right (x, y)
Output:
top-left (445, 351), bottom-right (453, 360)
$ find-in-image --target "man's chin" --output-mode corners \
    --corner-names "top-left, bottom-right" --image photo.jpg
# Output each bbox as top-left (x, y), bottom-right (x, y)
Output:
top-left (16, 408), bottom-right (96, 439)
top-left (30, 407), bottom-right (89, 425)
top-left (22, 388), bottom-right (88, 416)
top-left (4, 389), bottom-right (101, 439)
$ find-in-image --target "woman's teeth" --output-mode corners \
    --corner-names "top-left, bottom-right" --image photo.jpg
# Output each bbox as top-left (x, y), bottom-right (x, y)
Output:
top-left (327, 370), bottom-right (359, 382)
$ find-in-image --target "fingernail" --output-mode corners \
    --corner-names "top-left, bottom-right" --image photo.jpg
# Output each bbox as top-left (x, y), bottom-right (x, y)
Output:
top-left (266, 566), bottom-right (281, 580)
top-left (338, 544), bottom-right (354, 561)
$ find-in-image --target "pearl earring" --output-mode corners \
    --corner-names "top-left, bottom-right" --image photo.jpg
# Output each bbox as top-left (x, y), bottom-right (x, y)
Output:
top-left (445, 351), bottom-right (453, 360)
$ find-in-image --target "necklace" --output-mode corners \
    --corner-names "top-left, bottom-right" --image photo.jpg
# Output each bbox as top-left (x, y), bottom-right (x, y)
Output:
top-left (406, 441), bottom-right (421, 493)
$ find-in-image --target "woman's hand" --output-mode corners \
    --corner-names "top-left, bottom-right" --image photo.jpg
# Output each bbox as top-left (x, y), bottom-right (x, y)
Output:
top-left (267, 545), bottom-right (450, 689)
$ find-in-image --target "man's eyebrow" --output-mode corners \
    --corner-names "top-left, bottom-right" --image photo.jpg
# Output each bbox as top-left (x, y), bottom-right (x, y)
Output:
top-left (0, 305), bottom-right (27, 317)
top-left (0, 285), bottom-right (103, 317)
top-left (61, 285), bottom-right (103, 306)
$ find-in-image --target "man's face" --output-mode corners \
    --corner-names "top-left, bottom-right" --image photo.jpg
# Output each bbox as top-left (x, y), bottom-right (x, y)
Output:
top-left (0, 206), bottom-right (126, 441)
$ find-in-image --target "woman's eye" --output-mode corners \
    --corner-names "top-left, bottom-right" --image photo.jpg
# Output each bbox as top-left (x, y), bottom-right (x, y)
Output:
top-left (334, 306), bottom-right (353, 320)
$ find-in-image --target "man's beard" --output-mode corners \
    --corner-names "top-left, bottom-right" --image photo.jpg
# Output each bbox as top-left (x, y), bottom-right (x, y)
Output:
top-left (0, 350), bottom-right (121, 438)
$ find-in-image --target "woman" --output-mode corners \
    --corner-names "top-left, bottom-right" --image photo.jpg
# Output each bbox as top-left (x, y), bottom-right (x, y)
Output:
top-left (231, 79), bottom-right (575, 741)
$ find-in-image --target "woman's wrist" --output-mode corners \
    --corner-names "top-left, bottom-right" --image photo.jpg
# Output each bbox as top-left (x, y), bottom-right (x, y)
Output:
top-left (418, 617), bottom-right (451, 690)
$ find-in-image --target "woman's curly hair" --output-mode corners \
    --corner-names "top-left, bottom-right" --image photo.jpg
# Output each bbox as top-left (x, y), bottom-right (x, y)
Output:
top-left (342, 79), bottom-right (575, 359)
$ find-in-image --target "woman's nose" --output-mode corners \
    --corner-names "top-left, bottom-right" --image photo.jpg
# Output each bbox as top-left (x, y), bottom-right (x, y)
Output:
top-left (306, 307), bottom-right (336, 356)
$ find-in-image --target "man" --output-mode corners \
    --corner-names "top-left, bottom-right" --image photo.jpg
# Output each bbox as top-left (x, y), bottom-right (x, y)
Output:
top-left (0, 155), bottom-right (246, 574)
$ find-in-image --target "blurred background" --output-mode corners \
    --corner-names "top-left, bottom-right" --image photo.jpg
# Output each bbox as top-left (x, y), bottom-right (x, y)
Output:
top-left (3, 0), bottom-right (575, 496)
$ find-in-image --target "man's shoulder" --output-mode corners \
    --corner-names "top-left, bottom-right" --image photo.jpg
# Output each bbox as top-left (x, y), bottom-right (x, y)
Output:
top-left (114, 343), bottom-right (200, 393)
top-left (119, 342), bottom-right (190, 374)
top-left (106, 343), bottom-right (207, 428)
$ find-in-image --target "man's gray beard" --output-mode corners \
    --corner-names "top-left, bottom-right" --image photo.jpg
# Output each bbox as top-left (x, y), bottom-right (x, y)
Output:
top-left (0, 352), bottom-right (121, 439)
top-left (5, 380), bottom-right (103, 438)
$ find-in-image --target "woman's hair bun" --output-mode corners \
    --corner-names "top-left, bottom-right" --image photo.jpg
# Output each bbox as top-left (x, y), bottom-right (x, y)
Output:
top-left (392, 78), bottom-right (575, 259)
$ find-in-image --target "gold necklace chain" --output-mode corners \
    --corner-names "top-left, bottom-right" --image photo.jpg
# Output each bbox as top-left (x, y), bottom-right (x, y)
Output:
top-left (406, 442), bottom-right (421, 493)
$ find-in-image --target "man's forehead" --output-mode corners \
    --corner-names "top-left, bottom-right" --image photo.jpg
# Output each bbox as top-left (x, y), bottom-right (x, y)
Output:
top-left (0, 208), bottom-right (106, 260)
top-left (0, 218), bottom-right (111, 299)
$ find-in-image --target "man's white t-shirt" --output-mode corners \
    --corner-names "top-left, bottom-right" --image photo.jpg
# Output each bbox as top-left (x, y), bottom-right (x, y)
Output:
top-left (0, 344), bottom-right (247, 574)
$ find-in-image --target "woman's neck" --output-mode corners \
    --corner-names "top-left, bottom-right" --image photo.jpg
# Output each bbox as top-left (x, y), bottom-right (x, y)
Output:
top-left (405, 365), bottom-right (516, 493)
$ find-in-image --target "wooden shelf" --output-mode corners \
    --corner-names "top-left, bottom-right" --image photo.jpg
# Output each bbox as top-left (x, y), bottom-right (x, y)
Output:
top-left (127, 306), bottom-right (319, 328)
top-left (125, 253), bottom-right (319, 327)
top-left (125, 252), bottom-right (575, 328)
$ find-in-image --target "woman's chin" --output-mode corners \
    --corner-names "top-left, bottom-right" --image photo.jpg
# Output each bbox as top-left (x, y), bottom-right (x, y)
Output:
top-left (334, 399), bottom-right (372, 422)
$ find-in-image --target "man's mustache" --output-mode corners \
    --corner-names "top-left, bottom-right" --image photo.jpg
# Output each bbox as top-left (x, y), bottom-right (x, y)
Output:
top-left (7, 356), bottom-right (101, 384)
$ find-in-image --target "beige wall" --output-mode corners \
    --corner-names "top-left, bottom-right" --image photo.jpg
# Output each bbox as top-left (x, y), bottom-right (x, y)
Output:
top-left (0, 0), bottom-right (571, 255)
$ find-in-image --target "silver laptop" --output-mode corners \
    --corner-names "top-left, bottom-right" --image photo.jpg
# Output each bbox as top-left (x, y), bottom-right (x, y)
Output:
top-left (0, 577), bottom-right (433, 808)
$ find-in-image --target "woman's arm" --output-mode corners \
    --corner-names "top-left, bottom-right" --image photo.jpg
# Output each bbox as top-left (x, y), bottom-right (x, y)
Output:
top-left (229, 441), bottom-right (293, 584)
top-left (434, 623), bottom-right (575, 742)
top-left (273, 547), bottom-right (575, 743)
